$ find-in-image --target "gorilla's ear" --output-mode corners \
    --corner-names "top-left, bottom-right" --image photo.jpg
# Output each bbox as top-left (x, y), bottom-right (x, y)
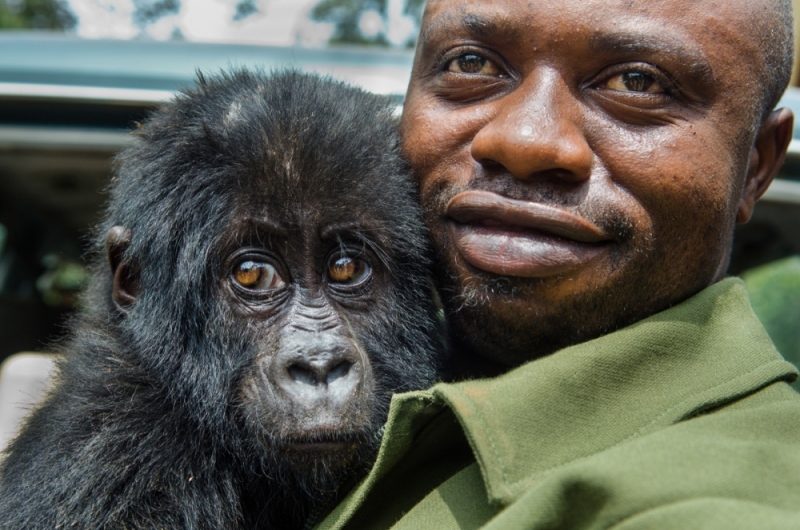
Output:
top-left (106, 226), bottom-right (139, 312)
top-left (738, 107), bottom-right (794, 223)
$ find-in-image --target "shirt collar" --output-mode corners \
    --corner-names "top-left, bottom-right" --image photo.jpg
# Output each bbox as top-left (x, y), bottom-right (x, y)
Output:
top-left (431, 278), bottom-right (797, 505)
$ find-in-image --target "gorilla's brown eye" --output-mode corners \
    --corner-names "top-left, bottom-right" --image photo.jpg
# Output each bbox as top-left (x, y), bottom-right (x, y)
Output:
top-left (327, 256), bottom-right (371, 285)
top-left (233, 261), bottom-right (284, 290)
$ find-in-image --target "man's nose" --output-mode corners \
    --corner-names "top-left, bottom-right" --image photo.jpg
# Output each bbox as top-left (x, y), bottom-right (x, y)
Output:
top-left (470, 69), bottom-right (592, 182)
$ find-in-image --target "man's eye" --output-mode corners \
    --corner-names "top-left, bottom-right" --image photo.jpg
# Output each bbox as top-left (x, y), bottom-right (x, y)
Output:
top-left (327, 255), bottom-right (371, 285)
top-left (446, 54), bottom-right (501, 76)
top-left (232, 261), bottom-right (285, 290)
top-left (604, 71), bottom-right (665, 94)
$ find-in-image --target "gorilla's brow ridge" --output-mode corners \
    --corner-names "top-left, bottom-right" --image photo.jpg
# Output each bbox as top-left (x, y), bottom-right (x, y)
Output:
top-left (231, 217), bottom-right (290, 245)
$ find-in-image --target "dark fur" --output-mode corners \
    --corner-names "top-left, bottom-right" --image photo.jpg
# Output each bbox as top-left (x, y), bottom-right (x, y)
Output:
top-left (0, 70), bottom-right (444, 529)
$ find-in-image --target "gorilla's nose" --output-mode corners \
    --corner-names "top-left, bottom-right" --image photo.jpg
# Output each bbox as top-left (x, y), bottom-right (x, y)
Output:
top-left (274, 333), bottom-right (365, 409)
top-left (287, 357), bottom-right (354, 387)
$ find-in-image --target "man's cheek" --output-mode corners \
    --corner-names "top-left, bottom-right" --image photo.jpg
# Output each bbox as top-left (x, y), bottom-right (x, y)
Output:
top-left (405, 98), bottom-right (494, 163)
top-left (599, 125), bottom-right (736, 221)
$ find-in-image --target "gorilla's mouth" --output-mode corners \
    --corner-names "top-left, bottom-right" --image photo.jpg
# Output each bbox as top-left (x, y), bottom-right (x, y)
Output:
top-left (283, 431), bottom-right (363, 455)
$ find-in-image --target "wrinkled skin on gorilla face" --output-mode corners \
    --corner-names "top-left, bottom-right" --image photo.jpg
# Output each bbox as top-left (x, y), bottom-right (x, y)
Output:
top-left (0, 71), bottom-right (444, 530)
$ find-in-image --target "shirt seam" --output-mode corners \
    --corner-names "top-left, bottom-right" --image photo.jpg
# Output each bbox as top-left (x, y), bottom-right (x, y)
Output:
top-left (442, 387), bottom-right (513, 499)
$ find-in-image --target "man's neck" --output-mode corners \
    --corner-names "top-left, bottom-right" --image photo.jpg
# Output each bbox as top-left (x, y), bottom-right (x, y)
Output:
top-left (447, 338), bottom-right (512, 381)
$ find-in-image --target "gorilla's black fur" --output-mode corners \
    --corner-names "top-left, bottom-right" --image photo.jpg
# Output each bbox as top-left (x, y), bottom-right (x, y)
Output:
top-left (0, 70), bottom-right (443, 529)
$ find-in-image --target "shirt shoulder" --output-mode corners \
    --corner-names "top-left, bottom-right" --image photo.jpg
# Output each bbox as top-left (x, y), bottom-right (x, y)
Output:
top-left (479, 382), bottom-right (800, 530)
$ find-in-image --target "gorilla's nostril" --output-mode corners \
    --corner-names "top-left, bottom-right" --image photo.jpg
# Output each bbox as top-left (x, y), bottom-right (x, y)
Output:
top-left (286, 360), bottom-right (354, 387)
top-left (288, 364), bottom-right (318, 386)
top-left (326, 361), bottom-right (352, 384)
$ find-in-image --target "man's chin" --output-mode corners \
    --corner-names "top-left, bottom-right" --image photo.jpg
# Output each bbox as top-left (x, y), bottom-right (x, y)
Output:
top-left (440, 260), bottom-right (605, 319)
top-left (445, 297), bottom-right (565, 367)
top-left (438, 265), bottom-right (662, 367)
top-left (438, 272), bottom-right (562, 365)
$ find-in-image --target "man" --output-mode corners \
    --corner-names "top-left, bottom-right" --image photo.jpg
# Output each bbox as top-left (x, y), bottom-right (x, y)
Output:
top-left (316, 0), bottom-right (800, 528)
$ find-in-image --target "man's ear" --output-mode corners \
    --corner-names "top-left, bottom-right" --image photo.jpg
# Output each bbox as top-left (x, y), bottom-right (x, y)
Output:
top-left (106, 226), bottom-right (139, 312)
top-left (738, 107), bottom-right (794, 223)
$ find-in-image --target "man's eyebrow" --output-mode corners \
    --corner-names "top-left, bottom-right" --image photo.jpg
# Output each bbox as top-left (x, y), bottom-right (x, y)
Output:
top-left (418, 12), bottom-right (522, 47)
top-left (590, 33), bottom-right (713, 84)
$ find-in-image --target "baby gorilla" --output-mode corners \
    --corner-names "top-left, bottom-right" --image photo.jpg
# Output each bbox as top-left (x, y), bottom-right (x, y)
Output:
top-left (0, 70), bottom-right (444, 529)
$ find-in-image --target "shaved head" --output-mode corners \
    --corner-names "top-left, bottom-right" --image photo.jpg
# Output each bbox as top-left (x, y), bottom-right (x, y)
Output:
top-left (755, 0), bottom-right (794, 119)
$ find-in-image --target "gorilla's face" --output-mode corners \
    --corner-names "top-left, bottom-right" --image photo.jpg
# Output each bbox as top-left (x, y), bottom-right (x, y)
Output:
top-left (107, 71), bottom-right (443, 486)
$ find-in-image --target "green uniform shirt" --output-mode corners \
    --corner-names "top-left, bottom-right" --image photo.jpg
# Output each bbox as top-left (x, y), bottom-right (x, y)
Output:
top-left (315, 279), bottom-right (800, 529)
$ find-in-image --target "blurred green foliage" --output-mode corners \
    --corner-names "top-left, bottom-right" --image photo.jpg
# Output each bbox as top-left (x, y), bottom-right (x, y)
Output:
top-left (36, 254), bottom-right (88, 309)
top-left (743, 256), bottom-right (800, 389)
top-left (311, 0), bottom-right (424, 47)
top-left (233, 0), bottom-right (258, 21)
top-left (0, 0), bottom-right (75, 30)
top-left (312, 0), bottom-right (387, 46)
top-left (131, 0), bottom-right (179, 31)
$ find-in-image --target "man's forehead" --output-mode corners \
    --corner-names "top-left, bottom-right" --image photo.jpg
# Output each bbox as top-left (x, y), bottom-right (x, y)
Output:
top-left (420, 0), bottom-right (765, 45)
top-left (418, 0), bottom-right (770, 98)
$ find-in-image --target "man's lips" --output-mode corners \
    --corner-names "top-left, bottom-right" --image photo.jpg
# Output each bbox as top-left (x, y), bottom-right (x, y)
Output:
top-left (445, 190), bottom-right (612, 278)
top-left (447, 190), bottom-right (608, 242)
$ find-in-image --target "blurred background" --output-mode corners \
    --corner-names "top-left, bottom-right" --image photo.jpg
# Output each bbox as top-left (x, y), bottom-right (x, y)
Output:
top-left (0, 0), bottom-right (798, 409)
top-left (0, 0), bottom-right (426, 47)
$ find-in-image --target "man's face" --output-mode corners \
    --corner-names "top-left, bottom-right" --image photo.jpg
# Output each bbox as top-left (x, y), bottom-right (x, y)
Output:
top-left (402, 0), bottom-right (787, 366)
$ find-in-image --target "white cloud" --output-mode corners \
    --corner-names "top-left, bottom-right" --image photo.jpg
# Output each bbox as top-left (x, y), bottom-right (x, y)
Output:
top-left (358, 10), bottom-right (383, 39)
top-left (69, 0), bottom-right (138, 40)
top-left (385, 0), bottom-right (414, 46)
